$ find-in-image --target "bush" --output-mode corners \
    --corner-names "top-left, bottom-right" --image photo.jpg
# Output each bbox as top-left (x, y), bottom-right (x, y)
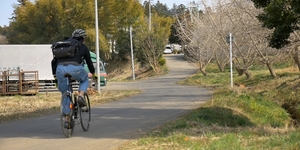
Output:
top-left (173, 49), bottom-right (182, 54)
top-left (158, 57), bottom-right (166, 66)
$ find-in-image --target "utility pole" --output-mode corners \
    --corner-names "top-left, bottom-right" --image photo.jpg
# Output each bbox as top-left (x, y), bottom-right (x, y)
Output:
top-left (226, 33), bottom-right (234, 88)
top-left (130, 26), bottom-right (135, 80)
top-left (95, 0), bottom-right (100, 93)
top-left (229, 33), bottom-right (233, 88)
top-left (148, 0), bottom-right (151, 31)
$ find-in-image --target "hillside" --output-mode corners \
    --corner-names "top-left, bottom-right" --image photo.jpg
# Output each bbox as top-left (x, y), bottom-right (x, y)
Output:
top-left (105, 59), bottom-right (168, 82)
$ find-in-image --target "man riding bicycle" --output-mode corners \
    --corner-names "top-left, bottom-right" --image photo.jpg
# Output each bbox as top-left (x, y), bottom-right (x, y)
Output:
top-left (51, 29), bottom-right (96, 119)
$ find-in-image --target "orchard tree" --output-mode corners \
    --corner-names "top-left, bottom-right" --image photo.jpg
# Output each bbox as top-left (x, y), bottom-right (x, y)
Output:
top-left (176, 0), bottom-right (285, 79)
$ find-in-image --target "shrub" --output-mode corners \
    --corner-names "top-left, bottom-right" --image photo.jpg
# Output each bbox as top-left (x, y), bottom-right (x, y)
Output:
top-left (173, 49), bottom-right (183, 54)
top-left (158, 57), bottom-right (166, 66)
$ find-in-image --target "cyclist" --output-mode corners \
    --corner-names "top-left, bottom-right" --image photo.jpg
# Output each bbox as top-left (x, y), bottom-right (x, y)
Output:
top-left (51, 29), bottom-right (96, 119)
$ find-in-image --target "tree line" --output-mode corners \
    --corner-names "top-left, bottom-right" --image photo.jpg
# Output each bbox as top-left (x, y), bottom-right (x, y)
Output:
top-left (0, 0), bottom-right (180, 72)
top-left (1, 0), bottom-right (300, 77)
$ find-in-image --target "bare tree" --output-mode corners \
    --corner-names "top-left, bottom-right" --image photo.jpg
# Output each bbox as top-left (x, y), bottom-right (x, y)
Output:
top-left (175, 5), bottom-right (216, 76)
top-left (199, 3), bottom-right (230, 72)
top-left (136, 33), bottom-right (163, 74)
top-left (223, 0), bottom-right (286, 78)
top-left (287, 31), bottom-right (300, 72)
top-left (175, 0), bottom-right (286, 79)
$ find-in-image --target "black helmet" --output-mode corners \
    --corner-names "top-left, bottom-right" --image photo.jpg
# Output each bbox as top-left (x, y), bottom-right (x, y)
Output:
top-left (72, 29), bottom-right (87, 38)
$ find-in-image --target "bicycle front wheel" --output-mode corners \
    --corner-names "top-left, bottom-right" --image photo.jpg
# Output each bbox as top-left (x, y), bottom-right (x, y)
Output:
top-left (79, 93), bottom-right (91, 131)
top-left (60, 92), bottom-right (74, 138)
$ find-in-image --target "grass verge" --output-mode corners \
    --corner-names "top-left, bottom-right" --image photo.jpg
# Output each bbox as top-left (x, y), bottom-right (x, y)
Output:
top-left (119, 65), bottom-right (300, 150)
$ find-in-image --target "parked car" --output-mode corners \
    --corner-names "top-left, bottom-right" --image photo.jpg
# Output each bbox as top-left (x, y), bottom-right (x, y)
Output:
top-left (163, 45), bottom-right (173, 54)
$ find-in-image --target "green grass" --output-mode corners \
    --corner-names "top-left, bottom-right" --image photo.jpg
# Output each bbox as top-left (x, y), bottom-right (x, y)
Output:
top-left (119, 63), bottom-right (300, 150)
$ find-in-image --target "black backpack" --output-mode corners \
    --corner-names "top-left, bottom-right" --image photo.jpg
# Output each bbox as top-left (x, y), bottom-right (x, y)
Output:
top-left (51, 38), bottom-right (81, 58)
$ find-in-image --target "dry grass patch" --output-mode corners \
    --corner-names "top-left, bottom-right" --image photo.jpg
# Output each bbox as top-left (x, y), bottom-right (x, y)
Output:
top-left (106, 60), bottom-right (168, 81)
top-left (0, 90), bottom-right (141, 123)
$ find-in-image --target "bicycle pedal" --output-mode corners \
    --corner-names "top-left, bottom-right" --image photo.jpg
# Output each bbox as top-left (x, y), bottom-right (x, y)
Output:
top-left (81, 108), bottom-right (88, 112)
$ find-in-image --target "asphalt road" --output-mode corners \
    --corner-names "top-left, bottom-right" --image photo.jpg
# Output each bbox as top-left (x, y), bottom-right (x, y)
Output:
top-left (0, 54), bottom-right (212, 150)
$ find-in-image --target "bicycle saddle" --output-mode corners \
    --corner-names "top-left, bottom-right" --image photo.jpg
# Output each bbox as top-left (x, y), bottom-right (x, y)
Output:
top-left (64, 73), bottom-right (72, 77)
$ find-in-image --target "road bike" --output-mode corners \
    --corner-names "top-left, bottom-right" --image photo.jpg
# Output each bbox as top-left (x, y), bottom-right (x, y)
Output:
top-left (60, 73), bottom-right (91, 138)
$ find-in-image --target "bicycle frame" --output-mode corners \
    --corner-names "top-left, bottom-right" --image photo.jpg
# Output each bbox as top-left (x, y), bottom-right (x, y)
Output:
top-left (60, 75), bottom-right (91, 137)
top-left (66, 77), bottom-right (79, 118)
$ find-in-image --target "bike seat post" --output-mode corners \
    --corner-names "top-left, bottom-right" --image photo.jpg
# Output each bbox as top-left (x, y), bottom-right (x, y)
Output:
top-left (66, 76), bottom-right (69, 86)
top-left (64, 74), bottom-right (73, 93)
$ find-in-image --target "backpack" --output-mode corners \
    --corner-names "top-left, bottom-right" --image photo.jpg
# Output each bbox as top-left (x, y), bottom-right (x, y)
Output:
top-left (51, 38), bottom-right (81, 58)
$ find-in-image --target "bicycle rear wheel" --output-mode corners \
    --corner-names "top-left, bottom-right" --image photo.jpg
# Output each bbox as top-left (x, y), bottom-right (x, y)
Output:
top-left (60, 92), bottom-right (74, 138)
top-left (79, 93), bottom-right (91, 131)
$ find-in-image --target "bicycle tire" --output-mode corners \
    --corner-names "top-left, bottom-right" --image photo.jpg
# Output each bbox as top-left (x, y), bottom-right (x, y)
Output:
top-left (60, 92), bottom-right (74, 138)
top-left (79, 93), bottom-right (91, 131)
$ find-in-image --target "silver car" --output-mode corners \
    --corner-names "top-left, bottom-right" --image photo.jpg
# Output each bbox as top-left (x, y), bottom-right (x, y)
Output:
top-left (163, 46), bottom-right (172, 54)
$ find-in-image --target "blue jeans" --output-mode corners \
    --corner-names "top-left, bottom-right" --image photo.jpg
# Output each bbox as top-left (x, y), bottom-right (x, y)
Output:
top-left (56, 64), bottom-right (88, 114)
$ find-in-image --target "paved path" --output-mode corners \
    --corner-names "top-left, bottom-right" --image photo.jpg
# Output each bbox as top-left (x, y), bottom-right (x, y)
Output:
top-left (0, 54), bottom-right (211, 150)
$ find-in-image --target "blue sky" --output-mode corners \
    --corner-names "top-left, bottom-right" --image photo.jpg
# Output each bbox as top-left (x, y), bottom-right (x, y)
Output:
top-left (0, 0), bottom-right (190, 27)
top-left (0, 0), bottom-right (18, 27)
